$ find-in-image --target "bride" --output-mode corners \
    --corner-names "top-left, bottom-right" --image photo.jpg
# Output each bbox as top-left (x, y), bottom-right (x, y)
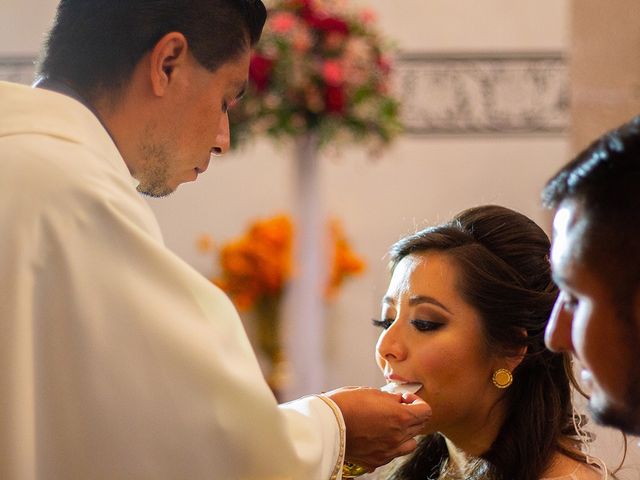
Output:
top-left (356, 205), bottom-right (608, 480)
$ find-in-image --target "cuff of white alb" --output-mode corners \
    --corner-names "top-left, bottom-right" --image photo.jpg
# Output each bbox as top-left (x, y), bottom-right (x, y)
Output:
top-left (315, 393), bottom-right (346, 480)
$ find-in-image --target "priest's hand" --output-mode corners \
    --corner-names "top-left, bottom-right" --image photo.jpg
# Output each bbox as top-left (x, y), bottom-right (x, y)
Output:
top-left (325, 387), bottom-right (431, 472)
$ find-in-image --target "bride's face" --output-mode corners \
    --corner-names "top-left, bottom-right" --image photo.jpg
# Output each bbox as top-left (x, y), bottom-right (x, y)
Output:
top-left (375, 252), bottom-right (506, 439)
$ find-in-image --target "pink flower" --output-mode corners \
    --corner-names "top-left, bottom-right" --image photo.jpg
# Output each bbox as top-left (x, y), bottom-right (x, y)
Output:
top-left (359, 9), bottom-right (377, 24)
top-left (271, 12), bottom-right (297, 33)
top-left (322, 60), bottom-right (344, 86)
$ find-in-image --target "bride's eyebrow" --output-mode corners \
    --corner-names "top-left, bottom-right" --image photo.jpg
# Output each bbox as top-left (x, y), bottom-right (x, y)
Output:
top-left (408, 295), bottom-right (451, 314)
top-left (381, 295), bottom-right (451, 314)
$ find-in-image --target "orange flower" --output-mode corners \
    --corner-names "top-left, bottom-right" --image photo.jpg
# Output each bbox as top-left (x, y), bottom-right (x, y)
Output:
top-left (213, 214), bottom-right (294, 311)
top-left (325, 219), bottom-right (366, 299)
top-left (209, 214), bottom-right (364, 311)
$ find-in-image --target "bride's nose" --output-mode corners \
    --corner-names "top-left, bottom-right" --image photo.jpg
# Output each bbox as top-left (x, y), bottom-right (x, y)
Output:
top-left (376, 320), bottom-right (407, 362)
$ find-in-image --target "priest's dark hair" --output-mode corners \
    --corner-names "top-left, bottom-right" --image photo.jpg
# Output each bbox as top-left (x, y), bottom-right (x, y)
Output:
top-left (37, 0), bottom-right (266, 102)
top-left (386, 205), bottom-right (595, 480)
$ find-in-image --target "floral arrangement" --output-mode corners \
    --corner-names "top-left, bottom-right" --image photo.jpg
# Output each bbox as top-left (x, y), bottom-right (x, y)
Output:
top-left (200, 213), bottom-right (366, 311)
top-left (229, 0), bottom-right (402, 150)
top-left (211, 214), bottom-right (294, 312)
top-left (198, 213), bottom-right (365, 399)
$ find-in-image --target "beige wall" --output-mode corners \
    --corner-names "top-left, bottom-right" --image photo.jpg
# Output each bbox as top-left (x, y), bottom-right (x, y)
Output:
top-left (570, 0), bottom-right (640, 152)
top-left (0, 0), bottom-right (58, 56)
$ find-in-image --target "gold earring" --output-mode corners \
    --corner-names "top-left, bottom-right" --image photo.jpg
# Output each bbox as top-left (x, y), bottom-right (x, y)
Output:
top-left (492, 368), bottom-right (513, 389)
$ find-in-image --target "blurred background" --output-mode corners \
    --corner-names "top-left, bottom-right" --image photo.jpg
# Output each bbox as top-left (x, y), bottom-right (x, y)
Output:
top-left (2, 0), bottom-right (639, 476)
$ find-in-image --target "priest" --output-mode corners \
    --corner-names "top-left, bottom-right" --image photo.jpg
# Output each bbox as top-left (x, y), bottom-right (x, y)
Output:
top-left (0, 1), bottom-right (431, 479)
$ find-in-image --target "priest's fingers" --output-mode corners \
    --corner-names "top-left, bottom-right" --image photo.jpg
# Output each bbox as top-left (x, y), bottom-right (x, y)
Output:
top-left (400, 393), bottom-right (431, 427)
top-left (325, 386), bottom-right (432, 469)
top-left (395, 436), bottom-right (419, 458)
top-left (400, 392), bottom-right (422, 404)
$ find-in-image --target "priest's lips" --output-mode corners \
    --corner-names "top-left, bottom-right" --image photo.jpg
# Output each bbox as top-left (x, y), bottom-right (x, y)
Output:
top-left (196, 156), bottom-right (211, 175)
top-left (190, 156), bottom-right (211, 181)
top-left (186, 169), bottom-right (198, 182)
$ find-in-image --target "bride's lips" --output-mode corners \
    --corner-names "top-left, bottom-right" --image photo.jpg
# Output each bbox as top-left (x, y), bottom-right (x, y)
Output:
top-left (385, 373), bottom-right (411, 383)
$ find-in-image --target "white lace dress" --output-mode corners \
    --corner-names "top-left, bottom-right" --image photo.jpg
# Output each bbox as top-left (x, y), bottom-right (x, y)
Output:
top-left (360, 449), bottom-right (608, 480)
top-left (541, 455), bottom-right (608, 480)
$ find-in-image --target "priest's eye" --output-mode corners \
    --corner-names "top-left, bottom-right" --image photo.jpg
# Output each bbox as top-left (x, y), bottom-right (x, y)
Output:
top-left (372, 318), bottom-right (393, 330)
top-left (222, 98), bottom-right (239, 113)
top-left (561, 292), bottom-right (579, 313)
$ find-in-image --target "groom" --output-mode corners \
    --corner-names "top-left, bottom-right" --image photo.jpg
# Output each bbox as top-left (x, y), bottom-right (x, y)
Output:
top-left (543, 116), bottom-right (640, 435)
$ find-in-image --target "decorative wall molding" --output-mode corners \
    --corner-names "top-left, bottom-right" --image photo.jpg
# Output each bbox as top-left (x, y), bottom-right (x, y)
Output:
top-left (0, 57), bottom-right (36, 85)
top-left (1, 52), bottom-right (569, 135)
top-left (394, 52), bottom-right (569, 135)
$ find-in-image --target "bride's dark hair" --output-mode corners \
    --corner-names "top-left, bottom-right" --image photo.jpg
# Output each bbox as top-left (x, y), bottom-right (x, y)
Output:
top-left (387, 205), bottom-right (590, 480)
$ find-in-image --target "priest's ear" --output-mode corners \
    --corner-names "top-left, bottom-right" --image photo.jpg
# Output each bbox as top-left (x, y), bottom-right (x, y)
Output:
top-left (148, 32), bottom-right (189, 97)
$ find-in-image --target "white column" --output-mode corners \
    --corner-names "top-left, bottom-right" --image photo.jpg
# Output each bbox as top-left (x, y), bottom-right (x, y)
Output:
top-left (282, 133), bottom-right (327, 400)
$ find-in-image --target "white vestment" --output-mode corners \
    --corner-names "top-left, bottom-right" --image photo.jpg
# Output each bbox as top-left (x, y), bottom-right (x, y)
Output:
top-left (0, 81), bottom-right (345, 480)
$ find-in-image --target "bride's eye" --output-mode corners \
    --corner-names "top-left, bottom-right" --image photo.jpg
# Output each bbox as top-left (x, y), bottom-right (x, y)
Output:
top-left (372, 318), bottom-right (393, 330)
top-left (411, 319), bottom-right (444, 332)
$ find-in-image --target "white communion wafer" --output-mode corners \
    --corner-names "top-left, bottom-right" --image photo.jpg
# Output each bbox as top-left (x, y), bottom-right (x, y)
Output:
top-left (380, 382), bottom-right (422, 395)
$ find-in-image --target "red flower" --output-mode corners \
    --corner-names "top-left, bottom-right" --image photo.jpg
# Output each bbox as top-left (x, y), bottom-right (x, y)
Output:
top-left (310, 16), bottom-right (349, 34)
top-left (315, 17), bottom-right (349, 35)
top-left (325, 85), bottom-right (346, 114)
top-left (297, 0), bottom-right (316, 20)
top-left (249, 54), bottom-right (274, 92)
top-left (298, 1), bottom-right (349, 35)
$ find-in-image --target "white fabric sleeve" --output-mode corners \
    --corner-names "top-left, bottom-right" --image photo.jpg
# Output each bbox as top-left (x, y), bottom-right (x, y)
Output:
top-left (0, 119), bottom-right (343, 479)
top-left (279, 394), bottom-right (346, 480)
